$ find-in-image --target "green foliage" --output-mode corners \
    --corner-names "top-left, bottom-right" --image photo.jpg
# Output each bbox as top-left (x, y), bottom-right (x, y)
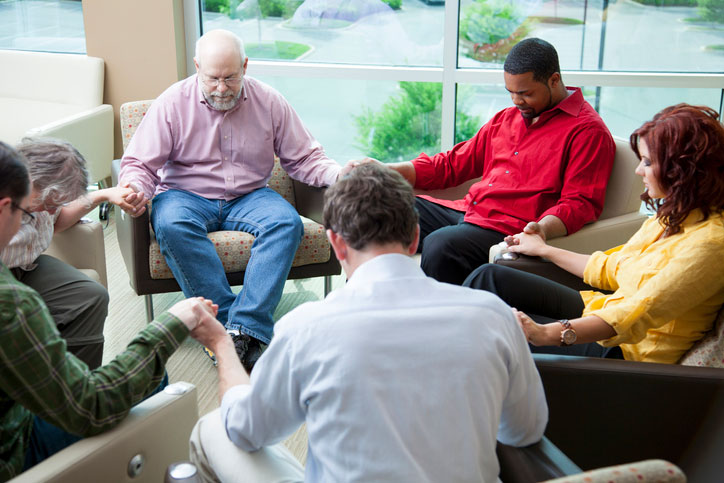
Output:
top-left (382, 0), bottom-right (403, 10)
top-left (258, 0), bottom-right (303, 18)
top-left (355, 82), bottom-right (481, 163)
top-left (698, 0), bottom-right (724, 23)
top-left (203, 0), bottom-right (233, 15)
top-left (460, 0), bottom-right (524, 45)
top-left (629, 0), bottom-right (696, 5)
top-left (245, 41), bottom-right (310, 59)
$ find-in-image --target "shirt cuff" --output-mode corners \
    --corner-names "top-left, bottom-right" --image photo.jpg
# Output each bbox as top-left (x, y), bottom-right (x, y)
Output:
top-left (148, 312), bottom-right (190, 350)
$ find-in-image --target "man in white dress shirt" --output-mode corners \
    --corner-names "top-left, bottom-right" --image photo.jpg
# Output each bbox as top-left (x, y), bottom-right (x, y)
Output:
top-left (189, 163), bottom-right (548, 482)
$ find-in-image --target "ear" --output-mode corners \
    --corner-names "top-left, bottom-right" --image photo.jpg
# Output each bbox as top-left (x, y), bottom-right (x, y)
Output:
top-left (242, 56), bottom-right (249, 75)
top-left (194, 58), bottom-right (200, 73)
top-left (407, 224), bottom-right (420, 256)
top-left (548, 72), bottom-right (561, 89)
top-left (0, 197), bottom-right (11, 215)
top-left (326, 229), bottom-right (348, 262)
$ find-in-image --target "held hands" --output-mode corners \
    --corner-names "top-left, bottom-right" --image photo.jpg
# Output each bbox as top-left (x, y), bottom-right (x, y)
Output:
top-left (512, 308), bottom-right (551, 346)
top-left (338, 157), bottom-right (383, 179)
top-left (504, 222), bottom-right (548, 257)
top-left (167, 297), bottom-right (219, 331)
top-left (119, 182), bottom-right (149, 217)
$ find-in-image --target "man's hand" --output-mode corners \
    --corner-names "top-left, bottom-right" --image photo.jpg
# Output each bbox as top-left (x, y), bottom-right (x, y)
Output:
top-left (120, 181), bottom-right (149, 217)
top-left (337, 157), bottom-right (382, 180)
top-left (167, 297), bottom-right (219, 331)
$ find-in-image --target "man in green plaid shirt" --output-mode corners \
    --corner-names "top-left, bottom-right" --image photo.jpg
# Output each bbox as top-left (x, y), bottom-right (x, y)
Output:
top-left (0, 141), bottom-right (228, 481)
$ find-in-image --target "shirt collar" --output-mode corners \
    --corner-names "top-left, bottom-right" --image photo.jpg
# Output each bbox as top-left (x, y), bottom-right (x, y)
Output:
top-left (345, 253), bottom-right (425, 289)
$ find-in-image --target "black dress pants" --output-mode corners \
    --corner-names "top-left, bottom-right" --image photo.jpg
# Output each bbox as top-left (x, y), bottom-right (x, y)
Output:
top-left (415, 197), bottom-right (505, 285)
top-left (463, 264), bottom-right (623, 359)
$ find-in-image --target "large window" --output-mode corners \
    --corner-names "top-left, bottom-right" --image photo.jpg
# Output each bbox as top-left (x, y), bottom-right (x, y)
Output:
top-left (192, 0), bottom-right (724, 164)
top-left (0, 0), bottom-right (86, 53)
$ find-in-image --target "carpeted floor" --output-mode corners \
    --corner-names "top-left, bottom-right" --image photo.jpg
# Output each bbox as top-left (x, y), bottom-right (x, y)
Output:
top-left (100, 215), bottom-right (345, 465)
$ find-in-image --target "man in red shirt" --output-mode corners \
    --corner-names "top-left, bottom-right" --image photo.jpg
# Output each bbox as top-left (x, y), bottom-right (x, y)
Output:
top-left (381, 38), bottom-right (615, 285)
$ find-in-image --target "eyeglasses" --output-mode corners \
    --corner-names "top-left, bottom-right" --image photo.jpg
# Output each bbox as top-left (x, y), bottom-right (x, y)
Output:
top-left (200, 75), bottom-right (243, 88)
top-left (11, 201), bottom-right (35, 223)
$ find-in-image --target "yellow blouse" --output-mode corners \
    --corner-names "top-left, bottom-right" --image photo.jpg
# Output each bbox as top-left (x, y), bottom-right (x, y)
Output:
top-left (582, 210), bottom-right (724, 363)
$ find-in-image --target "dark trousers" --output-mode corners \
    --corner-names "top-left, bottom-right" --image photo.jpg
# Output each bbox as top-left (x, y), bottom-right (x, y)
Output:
top-left (415, 197), bottom-right (505, 285)
top-left (464, 264), bottom-right (624, 359)
top-left (12, 255), bottom-right (108, 369)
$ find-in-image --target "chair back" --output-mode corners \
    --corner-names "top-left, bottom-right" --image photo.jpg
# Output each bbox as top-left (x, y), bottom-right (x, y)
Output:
top-left (599, 136), bottom-right (644, 220)
top-left (679, 306), bottom-right (724, 367)
top-left (119, 100), bottom-right (296, 206)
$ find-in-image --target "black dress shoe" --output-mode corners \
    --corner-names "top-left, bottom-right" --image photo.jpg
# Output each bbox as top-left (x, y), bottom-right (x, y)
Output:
top-left (231, 332), bottom-right (265, 373)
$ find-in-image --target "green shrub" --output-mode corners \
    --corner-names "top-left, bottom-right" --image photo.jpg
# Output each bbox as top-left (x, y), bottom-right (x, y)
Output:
top-left (203, 0), bottom-right (232, 14)
top-left (355, 82), bottom-right (480, 162)
top-left (382, 0), bottom-right (402, 10)
top-left (698, 0), bottom-right (724, 22)
top-left (258, 0), bottom-right (303, 18)
top-left (460, 0), bottom-right (524, 45)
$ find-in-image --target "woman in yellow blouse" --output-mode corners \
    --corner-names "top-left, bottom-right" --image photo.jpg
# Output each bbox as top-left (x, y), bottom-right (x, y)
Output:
top-left (463, 104), bottom-right (724, 364)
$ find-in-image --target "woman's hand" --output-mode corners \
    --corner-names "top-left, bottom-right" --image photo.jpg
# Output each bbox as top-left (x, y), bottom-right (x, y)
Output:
top-left (513, 308), bottom-right (555, 346)
top-left (505, 228), bottom-right (548, 257)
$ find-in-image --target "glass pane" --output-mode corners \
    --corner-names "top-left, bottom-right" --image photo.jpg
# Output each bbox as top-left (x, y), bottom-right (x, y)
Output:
top-left (458, 0), bottom-right (724, 73)
top-left (0, 0), bottom-right (86, 53)
top-left (254, 76), bottom-right (444, 162)
top-left (456, 82), bottom-right (722, 141)
top-left (200, 0), bottom-right (445, 66)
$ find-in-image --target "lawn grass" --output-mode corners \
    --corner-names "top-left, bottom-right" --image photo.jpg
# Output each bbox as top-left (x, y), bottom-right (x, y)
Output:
top-left (529, 16), bottom-right (584, 25)
top-left (246, 41), bottom-right (310, 60)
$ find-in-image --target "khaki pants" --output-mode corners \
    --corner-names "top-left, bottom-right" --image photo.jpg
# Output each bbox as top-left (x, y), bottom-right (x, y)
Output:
top-left (189, 409), bottom-right (305, 483)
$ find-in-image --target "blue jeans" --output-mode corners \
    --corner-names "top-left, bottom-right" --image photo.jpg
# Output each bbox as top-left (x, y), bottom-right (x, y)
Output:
top-left (151, 188), bottom-right (303, 343)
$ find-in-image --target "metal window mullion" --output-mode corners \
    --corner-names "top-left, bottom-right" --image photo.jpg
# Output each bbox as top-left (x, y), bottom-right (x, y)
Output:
top-left (440, 0), bottom-right (461, 152)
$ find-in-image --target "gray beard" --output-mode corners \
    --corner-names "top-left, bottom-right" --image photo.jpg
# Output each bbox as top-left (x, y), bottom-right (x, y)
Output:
top-left (204, 80), bottom-right (243, 111)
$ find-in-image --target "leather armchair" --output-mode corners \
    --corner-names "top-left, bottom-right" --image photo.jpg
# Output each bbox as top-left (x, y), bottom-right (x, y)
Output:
top-left (113, 100), bottom-right (341, 321)
top-left (43, 218), bottom-right (108, 289)
top-left (9, 382), bottom-right (198, 483)
top-left (0, 49), bottom-right (114, 184)
top-left (535, 354), bottom-right (724, 482)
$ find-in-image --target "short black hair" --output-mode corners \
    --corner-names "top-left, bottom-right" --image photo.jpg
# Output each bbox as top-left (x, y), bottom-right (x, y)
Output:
top-left (323, 163), bottom-right (418, 250)
top-left (0, 141), bottom-right (30, 203)
top-left (504, 38), bottom-right (561, 83)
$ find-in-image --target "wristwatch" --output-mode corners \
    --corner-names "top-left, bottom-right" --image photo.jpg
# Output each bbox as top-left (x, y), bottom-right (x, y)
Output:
top-left (559, 319), bottom-right (577, 346)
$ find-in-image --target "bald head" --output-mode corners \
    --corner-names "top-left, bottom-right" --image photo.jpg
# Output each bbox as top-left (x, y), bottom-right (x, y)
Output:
top-left (194, 29), bottom-right (246, 69)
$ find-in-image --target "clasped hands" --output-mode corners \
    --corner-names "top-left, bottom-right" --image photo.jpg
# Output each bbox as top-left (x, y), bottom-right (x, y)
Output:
top-left (503, 221), bottom-right (548, 257)
top-left (167, 297), bottom-right (230, 349)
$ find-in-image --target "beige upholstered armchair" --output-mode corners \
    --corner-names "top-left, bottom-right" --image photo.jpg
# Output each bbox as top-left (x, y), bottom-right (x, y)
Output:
top-left (414, 136), bottom-right (646, 261)
top-left (112, 100), bottom-right (341, 322)
top-left (9, 382), bottom-right (198, 483)
top-left (44, 219), bottom-right (107, 289)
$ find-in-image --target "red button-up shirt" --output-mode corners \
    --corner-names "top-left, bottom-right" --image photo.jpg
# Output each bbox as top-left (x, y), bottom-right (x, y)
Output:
top-left (413, 87), bottom-right (615, 236)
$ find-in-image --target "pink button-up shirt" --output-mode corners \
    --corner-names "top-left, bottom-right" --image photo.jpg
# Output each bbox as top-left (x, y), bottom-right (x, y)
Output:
top-left (120, 75), bottom-right (341, 201)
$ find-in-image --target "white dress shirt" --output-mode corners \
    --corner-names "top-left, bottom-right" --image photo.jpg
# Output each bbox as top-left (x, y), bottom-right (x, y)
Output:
top-left (0, 210), bottom-right (57, 270)
top-left (221, 254), bottom-right (548, 482)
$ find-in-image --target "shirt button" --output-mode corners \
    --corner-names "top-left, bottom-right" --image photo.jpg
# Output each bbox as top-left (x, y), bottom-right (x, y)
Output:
top-left (488, 183), bottom-right (493, 187)
top-left (472, 201), bottom-right (477, 205)
top-left (505, 170), bottom-right (510, 174)
top-left (224, 157), bottom-right (228, 160)
top-left (227, 177), bottom-right (231, 181)
top-left (514, 151), bottom-right (519, 155)
top-left (224, 136), bottom-right (228, 140)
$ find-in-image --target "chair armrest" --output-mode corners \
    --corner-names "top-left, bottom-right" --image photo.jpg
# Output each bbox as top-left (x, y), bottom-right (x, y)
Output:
top-left (534, 354), bottom-right (724, 474)
top-left (291, 179), bottom-right (327, 224)
top-left (9, 382), bottom-right (198, 483)
top-left (27, 104), bottom-right (114, 183)
top-left (497, 436), bottom-right (581, 483)
top-left (43, 219), bottom-right (107, 289)
top-left (112, 159), bottom-right (152, 293)
top-left (546, 212), bottom-right (647, 253)
top-left (492, 252), bottom-right (592, 292)
top-left (544, 459), bottom-right (685, 483)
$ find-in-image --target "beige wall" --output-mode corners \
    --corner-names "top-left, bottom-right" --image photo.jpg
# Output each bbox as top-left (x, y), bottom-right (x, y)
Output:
top-left (82, 0), bottom-right (188, 159)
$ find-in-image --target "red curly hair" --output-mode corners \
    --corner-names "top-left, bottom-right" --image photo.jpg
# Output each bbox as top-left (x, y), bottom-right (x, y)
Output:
top-left (630, 104), bottom-right (724, 236)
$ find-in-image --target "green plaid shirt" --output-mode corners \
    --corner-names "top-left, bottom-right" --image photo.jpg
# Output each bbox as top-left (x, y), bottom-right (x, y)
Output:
top-left (0, 262), bottom-right (188, 480)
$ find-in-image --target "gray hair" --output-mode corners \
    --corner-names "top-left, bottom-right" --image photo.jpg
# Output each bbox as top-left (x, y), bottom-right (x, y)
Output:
top-left (194, 29), bottom-right (246, 67)
top-left (17, 138), bottom-right (89, 207)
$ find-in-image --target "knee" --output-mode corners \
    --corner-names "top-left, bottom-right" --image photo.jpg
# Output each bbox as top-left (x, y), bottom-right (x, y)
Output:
top-left (463, 264), bottom-right (503, 290)
top-left (420, 229), bottom-right (457, 262)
